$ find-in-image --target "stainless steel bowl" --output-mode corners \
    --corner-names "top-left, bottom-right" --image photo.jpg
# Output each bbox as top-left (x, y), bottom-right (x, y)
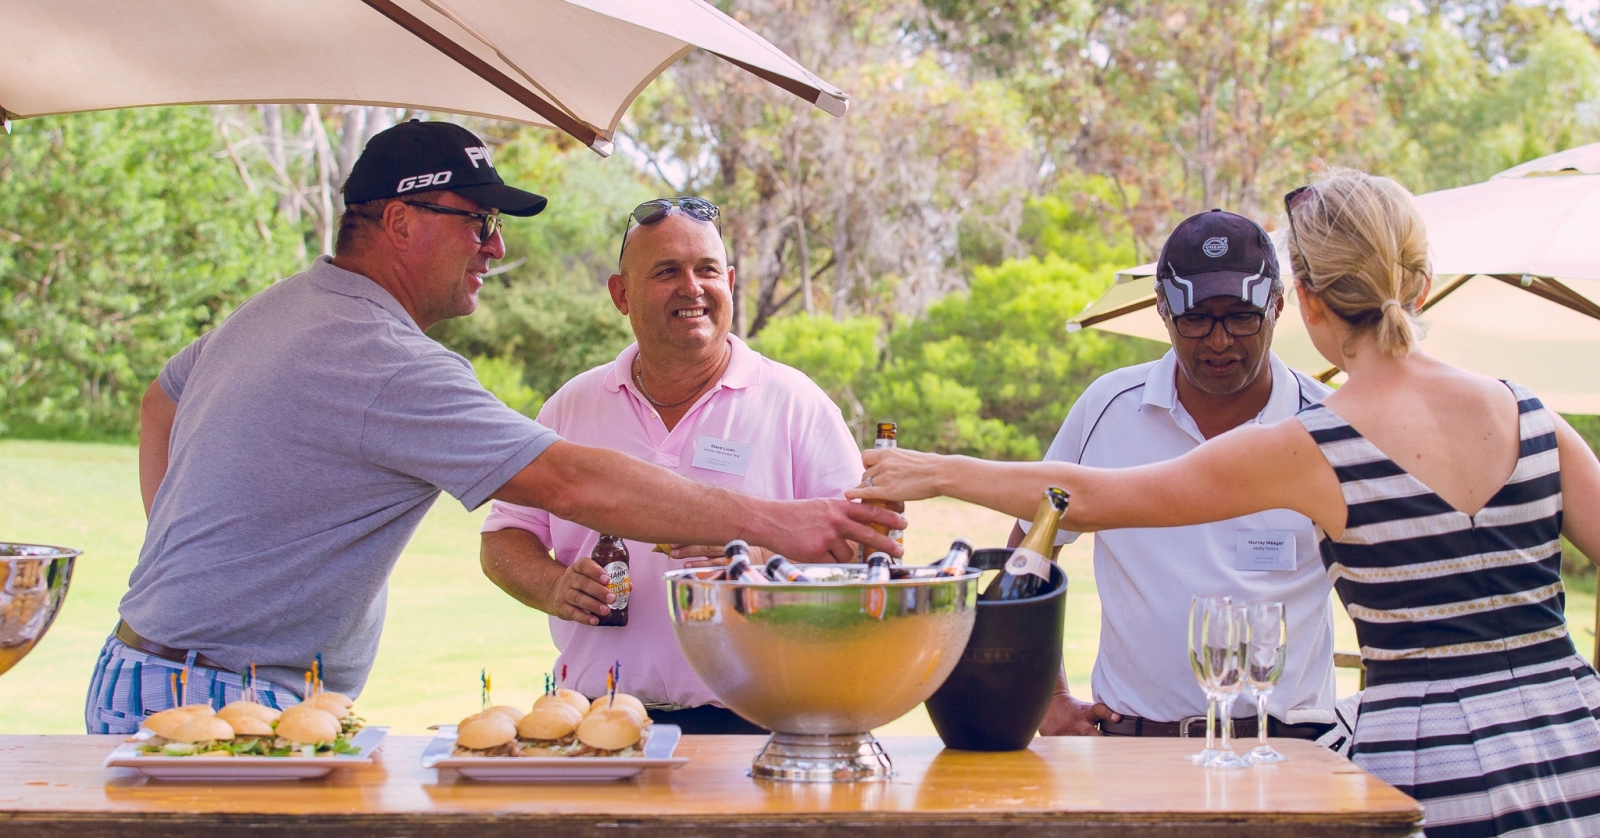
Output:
top-left (0, 543), bottom-right (79, 678)
top-left (666, 565), bottom-right (979, 782)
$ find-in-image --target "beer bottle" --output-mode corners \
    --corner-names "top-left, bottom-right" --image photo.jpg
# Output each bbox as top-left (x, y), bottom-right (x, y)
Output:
top-left (594, 534), bottom-right (631, 627)
top-left (765, 555), bottom-right (810, 583)
top-left (864, 551), bottom-right (893, 584)
top-left (859, 422), bottom-right (906, 561)
top-left (933, 539), bottom-right (974, 577)
top-left (981, 488), bottom-right (1069, 602)
top-left (723, 540), bottom-right (769, 583)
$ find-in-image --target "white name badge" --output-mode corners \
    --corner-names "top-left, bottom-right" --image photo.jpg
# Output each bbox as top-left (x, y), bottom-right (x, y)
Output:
top-left (691, 435), bottom-right (753, 477)
top-left (1235, 530), bottom-right (1296, 572)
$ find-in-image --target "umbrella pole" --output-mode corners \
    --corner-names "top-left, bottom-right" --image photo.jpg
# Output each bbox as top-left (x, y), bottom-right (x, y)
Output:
top-left (1, 105), bottom-right (10, 134)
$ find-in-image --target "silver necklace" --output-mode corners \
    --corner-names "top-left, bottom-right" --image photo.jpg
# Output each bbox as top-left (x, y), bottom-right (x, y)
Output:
top-left (632, 353), bottom-right (723, 410)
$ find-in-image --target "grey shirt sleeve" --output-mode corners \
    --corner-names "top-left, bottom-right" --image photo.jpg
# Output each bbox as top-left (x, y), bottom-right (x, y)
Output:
top-left (362, 351), bottom-right (562, 510)
top-left (157, 330), bottom-right (217, 403)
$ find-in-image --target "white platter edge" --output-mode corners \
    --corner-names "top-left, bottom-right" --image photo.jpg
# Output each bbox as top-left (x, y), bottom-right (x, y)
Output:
top-left (421, 723), bottom-right (687, 782)
top-left (103, 725), bottom-right (388, 780)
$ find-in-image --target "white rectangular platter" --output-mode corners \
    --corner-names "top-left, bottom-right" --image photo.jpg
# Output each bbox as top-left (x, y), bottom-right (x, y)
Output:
top-left (422, 723), bottom-right (687, 781)
top-left (103, 726), bottom-right (388, 780)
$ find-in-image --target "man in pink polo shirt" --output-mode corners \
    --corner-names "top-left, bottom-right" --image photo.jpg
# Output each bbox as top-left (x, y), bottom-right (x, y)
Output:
top-left (480, 198), bottom-right (863, 733)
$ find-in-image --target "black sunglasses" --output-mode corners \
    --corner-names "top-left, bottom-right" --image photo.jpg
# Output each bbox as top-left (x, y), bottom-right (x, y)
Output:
top-left (1282, 185), bottom-right (1316, 283)
top-left (618, 197), bottom-right (721, 262)
top-left (403, 201), bottom-right (502, 244)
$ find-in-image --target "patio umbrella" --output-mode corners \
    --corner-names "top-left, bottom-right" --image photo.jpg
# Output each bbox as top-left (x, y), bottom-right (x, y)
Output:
top-left (1069, 142), bottom-right (1600, 413)
top-left (0, 0), bottom-right (849, 156)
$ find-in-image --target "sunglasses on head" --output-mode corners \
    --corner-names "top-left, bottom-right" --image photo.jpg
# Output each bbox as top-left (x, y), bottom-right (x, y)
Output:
top-left (618, 197), bottom-right (721, 262)
top-left (1282, 185), bottom-right (1317, 283)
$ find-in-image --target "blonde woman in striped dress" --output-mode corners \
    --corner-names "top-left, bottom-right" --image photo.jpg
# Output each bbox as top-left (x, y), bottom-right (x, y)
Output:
top-left (853, 169), bottom-right (1600, 836)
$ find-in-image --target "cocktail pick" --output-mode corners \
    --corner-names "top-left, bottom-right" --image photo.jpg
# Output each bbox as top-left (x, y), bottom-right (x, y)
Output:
top-left (169, 672), bottom-right (179, 707)
top-left (249, 664), bottom-right (259, 704)
top-left (180, 668), bottom-right (188, 706)
top-left (481, 669), bottom-right (490, 710)
top-left (561, 663), bottom-right (568, 686)
top-left (607, 660), bottom-right (619, 708)
top-left (304, 671), bottom-right (312, 699)
top-left (314, 653), bottom-right (324, 694)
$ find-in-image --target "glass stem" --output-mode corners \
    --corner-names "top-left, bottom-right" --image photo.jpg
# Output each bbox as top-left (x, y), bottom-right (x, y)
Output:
top-left (1256, 691), bottom-right (1270, 747)
top-left (1205, 697), bottom-right (1216, 751)
top-left (1218, 696), bottom-right (1234, 752)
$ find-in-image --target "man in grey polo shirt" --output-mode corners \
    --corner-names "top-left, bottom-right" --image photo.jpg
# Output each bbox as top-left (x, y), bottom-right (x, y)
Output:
top-left (85, 121), bottom-right (902, 733)
top-left (1025, 210), bottom-right (1345, 747)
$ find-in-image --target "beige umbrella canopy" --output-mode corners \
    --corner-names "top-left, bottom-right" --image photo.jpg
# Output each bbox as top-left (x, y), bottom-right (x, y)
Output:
top-left (0, 0), bottom-right (849, 156)
top-left (1070, 143), bottom-right (1600, 413)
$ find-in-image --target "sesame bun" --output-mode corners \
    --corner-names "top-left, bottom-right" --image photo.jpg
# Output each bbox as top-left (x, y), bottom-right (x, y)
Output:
top-left (516, 702), bottom-right (582, 740)
top-left (276, 707), bottom-right (341, 744)
top-left (227, 715), bottom-right (275, 737)
top-left (169, 715), bottom-right (235, 744)
top-left (218, 701), bottom-right (281, 726)
top-left (143, 705), bottom-right (214, 738)
top-left (304, 693), bottom-right (349, 720)
top-left (484, 705), bottom-right (525, 724)
top-left (577, 707), bottom-right (642, 751)
top-left (534, 688), bottom-right (592, 717)
top-left (455, 713), bottom-right (517, 750)
top-left (598, 693), bottom-right (650, 725)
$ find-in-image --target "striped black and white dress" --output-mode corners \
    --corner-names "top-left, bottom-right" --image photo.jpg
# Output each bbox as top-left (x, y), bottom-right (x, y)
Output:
top-left (1298, 382), bottom-right (1600, 838)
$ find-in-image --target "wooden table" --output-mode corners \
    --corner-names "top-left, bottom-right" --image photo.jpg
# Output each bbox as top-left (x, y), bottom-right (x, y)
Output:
top-left (0, 735), bottom-right (1421, 837)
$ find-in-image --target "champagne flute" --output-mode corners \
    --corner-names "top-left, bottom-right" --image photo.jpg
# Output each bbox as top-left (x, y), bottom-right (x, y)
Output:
top-left (1205, 603), bottom-right (1250, 769)
top-left (1186, 594), bottom-right (1229, 764)
top-left (1245, 600), bottom-right (1289, 764)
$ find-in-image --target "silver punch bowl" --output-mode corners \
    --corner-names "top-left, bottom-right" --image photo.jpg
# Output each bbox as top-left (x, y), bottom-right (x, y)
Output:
top-left (666, 565), bottom-right (980, 782)
top-left (0, 543), bottom-right (79, 678)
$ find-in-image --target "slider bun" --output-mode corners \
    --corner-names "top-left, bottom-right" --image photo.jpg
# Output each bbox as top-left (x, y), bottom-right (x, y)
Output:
top-left (143, 705), bottom-right (214, 738)
top-left (484, 705), bottom-right (525, 724)
top-left (315, 691), bottom-right (355, 709)
top-left (169, 715), bottom-right (235, 744)
top-left (227, 715), bottom-right (275, 737)
top-left (577, 707), bottom-right (642, 751)
top-left (516, 703), bottom-right (582, 740)
top-left (219, 701), bottom-right (281, 725)
top-left (535, 688), bottom-right (592, 717)
top-left (276, 707), bottom-right (341, 744)
top-left (597, 693), bottom-right (650, 725)
top-left (304, 693), bottom-right (349, 720)
top-left (455, 713), bottom-right (517, 750)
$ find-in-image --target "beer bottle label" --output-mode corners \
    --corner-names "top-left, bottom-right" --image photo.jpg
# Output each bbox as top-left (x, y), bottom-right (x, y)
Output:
top-left (1004, 547), bottom-right (1051, 581)
top-left (604, 561), bottom-right (630, 609)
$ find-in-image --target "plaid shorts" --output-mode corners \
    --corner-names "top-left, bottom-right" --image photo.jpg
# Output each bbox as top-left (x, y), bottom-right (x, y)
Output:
top-left (84, 634), bottom-right (303, 734)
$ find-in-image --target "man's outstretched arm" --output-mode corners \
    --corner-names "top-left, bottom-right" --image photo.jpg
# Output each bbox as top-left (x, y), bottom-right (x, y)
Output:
top-left (493, 440), bottom-right (903, 562)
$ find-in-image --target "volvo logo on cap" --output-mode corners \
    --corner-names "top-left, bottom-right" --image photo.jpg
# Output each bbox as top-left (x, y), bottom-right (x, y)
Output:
top-left (1202, 237), bottom-right (1229, 258)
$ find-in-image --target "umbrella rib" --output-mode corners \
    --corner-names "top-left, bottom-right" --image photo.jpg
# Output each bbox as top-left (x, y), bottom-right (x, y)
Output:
top-left (358, 0), bottom-right (602, 150)
top-left (1074, 297), bottom-right (1158, 328)
top-left (1487, 274), bottom-right (1600, 322)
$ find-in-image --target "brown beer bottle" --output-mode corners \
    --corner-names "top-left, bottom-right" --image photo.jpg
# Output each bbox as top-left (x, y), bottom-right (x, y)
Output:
top-left (860, 422), bottom-right (906, 560)
top-left (594, 534), bottom-right (631, 627)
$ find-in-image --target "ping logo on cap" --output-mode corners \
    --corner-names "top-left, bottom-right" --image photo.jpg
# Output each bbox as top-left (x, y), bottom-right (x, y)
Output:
top-left (1203, 237), bottom-right (1229, 257)
top-left (397, 170), bottom-right (453, 193)
top-left (465, 146), bottom-right (493, 169)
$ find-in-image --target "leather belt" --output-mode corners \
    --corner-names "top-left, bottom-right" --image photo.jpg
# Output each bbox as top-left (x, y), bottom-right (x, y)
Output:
top-left (1099, 714), bottom-right (1332, 740)
top-left (115, 621), bottom-right (231, 673)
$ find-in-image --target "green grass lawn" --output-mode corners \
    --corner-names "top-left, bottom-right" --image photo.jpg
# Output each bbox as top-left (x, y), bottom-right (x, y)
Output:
top-left (2, 439), bottom-right (1594, 736)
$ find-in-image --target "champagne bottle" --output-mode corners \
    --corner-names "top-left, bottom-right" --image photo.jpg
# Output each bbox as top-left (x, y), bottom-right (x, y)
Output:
top-left (593, 534), bottom-right (631, 627)
top-left (933, 539), bottom-right (974, 577)
top-left (765, 555), bottom-right (810, 583)
top-left (981, 488), bottom-right (1069, 602)
top-left (722, 540), bottom-right (768, 583)
top-left (860, 422), bottom-right (906, 561)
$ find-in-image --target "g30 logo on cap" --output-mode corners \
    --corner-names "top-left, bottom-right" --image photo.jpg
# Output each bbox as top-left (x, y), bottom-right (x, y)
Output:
top-left (1203, 237), bottom-right (1229, 257)
top-left (397, 170), bottom-right (454, 193)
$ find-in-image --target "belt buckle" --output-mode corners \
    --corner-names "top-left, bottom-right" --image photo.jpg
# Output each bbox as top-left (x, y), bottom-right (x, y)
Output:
top-left (1177, 715), bottom-right (1208, 739)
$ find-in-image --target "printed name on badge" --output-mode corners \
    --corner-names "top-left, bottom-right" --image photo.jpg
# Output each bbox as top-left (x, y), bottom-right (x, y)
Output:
top-left (691, 435), bottom-right (753, 477)
top-left (1235, 530), bottom-right (1296, 572)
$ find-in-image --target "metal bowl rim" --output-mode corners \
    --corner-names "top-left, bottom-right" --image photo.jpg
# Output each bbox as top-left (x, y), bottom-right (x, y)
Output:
top-left (663, 566), bottom-right (980, 589)
top-left (0, 542), bottom-right (82, 560)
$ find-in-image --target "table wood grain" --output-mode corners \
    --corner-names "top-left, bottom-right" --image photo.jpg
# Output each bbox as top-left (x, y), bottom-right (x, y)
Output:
top-left (0, 734), bottom-right (1421, 837)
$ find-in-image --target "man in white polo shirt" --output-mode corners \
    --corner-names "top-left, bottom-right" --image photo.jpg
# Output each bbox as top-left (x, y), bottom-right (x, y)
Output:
top-left (1026, 209), bottom-right (1343, 745)
top-left (480, 198), bottom-right (863, 733)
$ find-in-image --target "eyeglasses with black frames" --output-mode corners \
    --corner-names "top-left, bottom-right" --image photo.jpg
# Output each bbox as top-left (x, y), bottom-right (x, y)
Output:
top-left (618, 197), bottom-right (721, 262)
top-left (403, 201), bottom-right (503, 244)
top-left (1172, 311), bottom-right (1267, 339)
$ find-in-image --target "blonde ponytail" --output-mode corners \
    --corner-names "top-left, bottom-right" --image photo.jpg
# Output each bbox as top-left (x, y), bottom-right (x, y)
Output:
top-left (1284, 169), bottom-right (1430, 357)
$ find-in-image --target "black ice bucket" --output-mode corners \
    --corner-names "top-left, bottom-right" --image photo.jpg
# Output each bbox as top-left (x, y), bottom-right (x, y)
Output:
top-left (924, 547), bottom-right (1067, 751)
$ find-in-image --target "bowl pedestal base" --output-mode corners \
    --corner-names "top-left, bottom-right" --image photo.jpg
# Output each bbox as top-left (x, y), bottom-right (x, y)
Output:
top-left (750, 732), bottom-right (893, 782)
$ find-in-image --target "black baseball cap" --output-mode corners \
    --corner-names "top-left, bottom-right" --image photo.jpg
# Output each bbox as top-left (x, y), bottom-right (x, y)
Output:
top-left (342, 120), bottom-right (547, 217)
top-left (1155, 209), bottom-right (1278, 315)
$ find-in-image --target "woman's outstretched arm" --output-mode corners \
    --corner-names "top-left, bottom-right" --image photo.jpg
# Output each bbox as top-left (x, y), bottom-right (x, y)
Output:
top-left (850, 418), bottom-right (1348, 537)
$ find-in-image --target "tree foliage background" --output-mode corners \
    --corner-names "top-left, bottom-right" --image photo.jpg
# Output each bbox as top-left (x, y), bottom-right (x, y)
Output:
top-left (3, 0), bottom-right (1599, 460)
